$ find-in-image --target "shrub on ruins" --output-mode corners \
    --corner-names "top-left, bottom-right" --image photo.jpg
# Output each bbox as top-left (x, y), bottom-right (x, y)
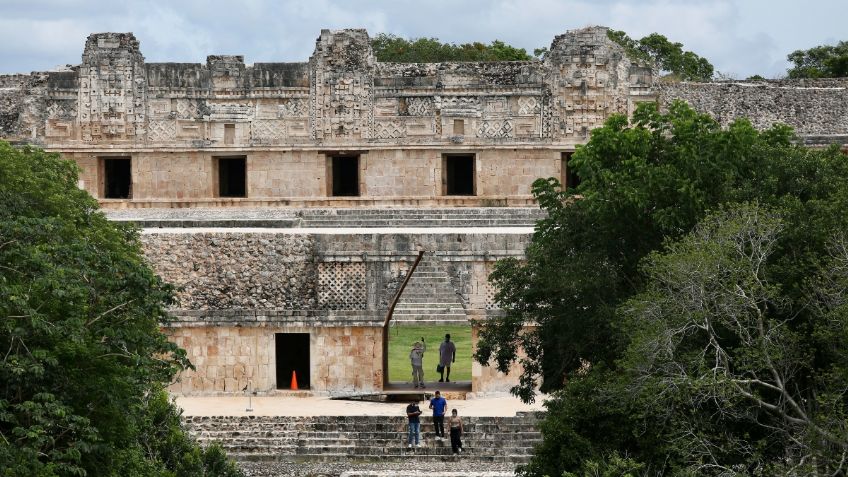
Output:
top-left (787, 40), bottom-right (848, 78)
top-left (607, 30), bottom-right (714, 81)
top-left (0, 141), bottom-right (242, 476)
top-left (371, 33), bottom-right (532, 62)
top-left (474, 102), bottom-right (848, 475)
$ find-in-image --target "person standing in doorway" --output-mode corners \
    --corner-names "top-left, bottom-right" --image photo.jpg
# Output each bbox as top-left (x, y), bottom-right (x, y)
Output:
top-left (405, 399), bottom-right (423, 448)
top-left (438, 334), bottom-right (456, 382)
top-left (429, 390), bottom-right (447, 440)
top-left (410, 337), bottom-right (426, 389)
top-left (449, 408), bottom-right (464, 454)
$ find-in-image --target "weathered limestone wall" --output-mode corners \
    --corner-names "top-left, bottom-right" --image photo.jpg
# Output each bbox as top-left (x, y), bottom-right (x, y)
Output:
top-left (141, 230), bottom-right (531, 394)
top-left (658, 79), bottom-right (848, 146)
top-left (144, 233), bottom-right (318, 309)
top-left (470, 323), bottom-right (529, 394)
top-left (167, 325), bottom-right (383, 395)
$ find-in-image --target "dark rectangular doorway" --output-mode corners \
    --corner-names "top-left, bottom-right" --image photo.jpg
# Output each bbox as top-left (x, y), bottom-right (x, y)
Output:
top-left (103, 158), bottom-right (132, 199)
top-left (330, 155), bottom-right (360, 196)
top-left (275, 333), bottom-right (310, 390)
top-left (444, 154), bottom-right (475, 195)
top-left (217, 157), bottom-right (246, 197)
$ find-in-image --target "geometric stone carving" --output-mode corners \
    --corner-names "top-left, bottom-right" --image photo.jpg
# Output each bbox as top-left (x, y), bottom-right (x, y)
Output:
top-left (317, 262), bottom-right (367, 310)
top-left (477, 119), bottom-right (513, 138)
top-left (517, 96), bottom-right (541, 115)
top-left (251, 119), bottom-right (286, 141)
top-left (277, 99), bottom-right (307, 118)
top-left (175, 99), bottom-right (199, 119)
top-left (483, 97), bottom-right (509, 117)
top-left (441, 96), bottom-right (480, 116)
top-left (46, 100), bottom-right (77, 119)
top-left (147, 120), bottom-right (177, 141)
top-left (373, 120), bottom-right (406, 139)
top-left (406, 97), bottom-right (433, 116)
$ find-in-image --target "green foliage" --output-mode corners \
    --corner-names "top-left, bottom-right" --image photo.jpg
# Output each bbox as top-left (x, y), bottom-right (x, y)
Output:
top-left (371, 33), bottom-right (532, 62)
top-left (0, 142), bottom-right (242, 476)
top-left (476, 102), bottom-right (848, 475)
top-left (787, 40), bottom-right (848, 78)
top-left (607, 30), bottom-right (714, 81)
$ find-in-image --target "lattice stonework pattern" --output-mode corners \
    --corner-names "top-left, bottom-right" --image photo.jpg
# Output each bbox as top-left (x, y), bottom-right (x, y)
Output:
top-left (484, 263), bottom-right (499, 310)
top-left (517, 96), bottom-right (541, 115)
top-left (147, 120), bottom-right (176, 141)
top-left (373, 120), bottom-right (406, 139)
top-left (317, 262), bottom-right (367, 310)
top-left (477, 119), bottom-right (513, 138)
top-left (251, 119), bottom-right (286, 141)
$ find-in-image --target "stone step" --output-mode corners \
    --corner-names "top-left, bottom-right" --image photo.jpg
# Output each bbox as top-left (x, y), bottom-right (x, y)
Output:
top-left (229, 452), bottom-right (532, 463)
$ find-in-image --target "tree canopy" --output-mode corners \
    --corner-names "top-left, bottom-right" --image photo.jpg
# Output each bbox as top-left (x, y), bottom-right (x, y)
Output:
top-left (787, 40), bottom-right (848, 78)
top-left (371, 33), bottom-right (532, 62)
top-left (0, 142), bottom-right (242, 476)
top-left (607, 30), bottom-right (714, 81)
top-left (475, 102), bottom-right (848, 475)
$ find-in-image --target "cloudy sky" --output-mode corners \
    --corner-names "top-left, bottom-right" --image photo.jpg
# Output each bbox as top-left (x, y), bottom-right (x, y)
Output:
top-left (0, 0), bottom-right (844, 78)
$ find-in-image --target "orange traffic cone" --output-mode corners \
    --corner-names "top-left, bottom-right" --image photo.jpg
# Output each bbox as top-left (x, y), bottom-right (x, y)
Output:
top-left (290, 370), bottom-right (299, 390)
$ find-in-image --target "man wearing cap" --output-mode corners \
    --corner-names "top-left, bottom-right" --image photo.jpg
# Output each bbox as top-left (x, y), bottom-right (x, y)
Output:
top-left (409, 337), bottom-right (426, 389)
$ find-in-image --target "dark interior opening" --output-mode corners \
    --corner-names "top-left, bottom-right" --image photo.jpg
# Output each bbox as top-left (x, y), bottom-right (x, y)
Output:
top-left (275, 333), bottom-right (310, 390)
top-left (445, 154), bottom-right (475, 195)
top-left (331, 155), bottom-right (360, 196)
top-left (218, 157), bottom-right (246, 198)
top-left (563, 152), bottom-right (581, 190)
top-left (103, 158), bottom-right (131, 199)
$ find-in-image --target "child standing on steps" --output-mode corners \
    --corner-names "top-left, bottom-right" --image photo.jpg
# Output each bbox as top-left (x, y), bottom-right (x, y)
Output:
top-left (449, 408), bottom-right (464, 454)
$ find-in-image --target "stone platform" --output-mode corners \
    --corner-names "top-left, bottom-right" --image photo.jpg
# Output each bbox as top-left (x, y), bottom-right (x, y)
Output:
top-left (177, 394), bottom-right (545, 476)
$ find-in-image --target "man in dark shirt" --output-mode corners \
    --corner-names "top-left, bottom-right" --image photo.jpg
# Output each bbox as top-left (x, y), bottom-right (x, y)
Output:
top-left (406, 399), bottom-right (422, 448)
top-left (429, 390), bottom-right (448, 440)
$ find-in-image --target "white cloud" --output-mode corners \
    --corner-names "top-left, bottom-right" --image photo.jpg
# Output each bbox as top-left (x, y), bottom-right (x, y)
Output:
top-left (0, 0), bottom-right (845, 77)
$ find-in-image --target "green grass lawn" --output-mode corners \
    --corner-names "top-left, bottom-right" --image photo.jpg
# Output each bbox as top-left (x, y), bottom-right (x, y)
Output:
top-left (387, 324), bottom-right (472, 383)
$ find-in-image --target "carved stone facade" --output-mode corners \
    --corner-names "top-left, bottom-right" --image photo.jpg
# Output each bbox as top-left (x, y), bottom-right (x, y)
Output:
top-left (0, 26), bottom-right (659, 207)
top-left (3, 26), bottom-right (846, 396)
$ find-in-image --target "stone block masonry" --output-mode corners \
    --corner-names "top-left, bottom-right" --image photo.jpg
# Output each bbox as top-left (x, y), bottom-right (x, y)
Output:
top-left (140, 228), bottom-right (532, 395)
top-left (6, 24), bottom-right (844, 398)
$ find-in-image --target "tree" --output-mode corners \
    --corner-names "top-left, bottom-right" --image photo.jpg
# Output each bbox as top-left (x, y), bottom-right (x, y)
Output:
top-left (0, 142), bottom-right (242, 476)
top-left (787, 41), bottom-right (848, 78)
top-left (620, 203), bottom-right (848, 474)
top-left (371, 33), bottom-right (532, 62)
top-left (607, 30), bottom-right (714, 81)
top-left (474, 102), bottom-right (848, 475)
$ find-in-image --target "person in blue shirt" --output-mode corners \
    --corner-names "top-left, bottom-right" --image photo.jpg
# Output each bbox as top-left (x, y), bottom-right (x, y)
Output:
top-left (429, 390), bottom-right (448, 440)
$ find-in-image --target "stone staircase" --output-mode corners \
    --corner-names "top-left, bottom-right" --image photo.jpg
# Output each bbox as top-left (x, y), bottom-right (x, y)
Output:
top-left (106, 207), bottom-right (545, 229)
top-left (184, 413), bottom-right (542, 464)
top-left (297, 208), bottom-right (545, 228)
top-left (392, 255), bottom-right (467, 326)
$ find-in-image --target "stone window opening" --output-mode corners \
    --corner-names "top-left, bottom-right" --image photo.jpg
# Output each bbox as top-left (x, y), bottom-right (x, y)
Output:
top-left (329, 155), bottom-right (360, 197)
top-left (100, 157), bottom-right (132, 199)
top-left (562, 151), bottom-right (581, 190)
top-left (224, 123), bottom-right (235, 145)
top-left (443, 154), bottom-right (476, 196)
top-left (216, 156), bottom-right (247, 198)
top-left (453, 119), bottom-right (465, 135)
top-left (275, 333), bottom-right (310, 390)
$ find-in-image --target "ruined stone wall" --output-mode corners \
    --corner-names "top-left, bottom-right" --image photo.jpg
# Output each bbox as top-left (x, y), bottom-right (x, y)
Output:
top-left (141, 230), bottom-right (530, 316)
top-left (658, 79), bottom-right (848, 146)
top-left (141, 230), bottom-right (530, 394)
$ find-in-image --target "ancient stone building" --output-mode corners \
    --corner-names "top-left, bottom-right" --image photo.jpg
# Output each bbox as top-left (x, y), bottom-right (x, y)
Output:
top-left (2, 26), bottom-right (846, 396)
